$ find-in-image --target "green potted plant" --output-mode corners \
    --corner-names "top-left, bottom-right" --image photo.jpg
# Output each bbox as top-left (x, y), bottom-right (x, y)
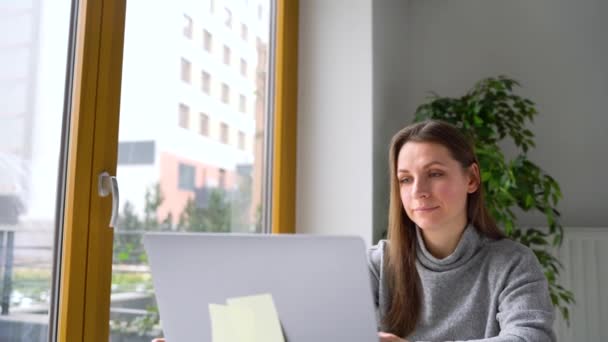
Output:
top-left (413, 75), bottom-right (574, 322)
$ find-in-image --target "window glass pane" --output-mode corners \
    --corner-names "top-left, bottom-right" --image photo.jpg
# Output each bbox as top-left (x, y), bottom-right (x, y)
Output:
top-left (0, 0), bottom-right (72, 340)
top-left (180, 58), bottom-right (191, 83)
top-left (201, 71), bottom-right (210, 93)
top-left (222, 45), bottom-right (231, 65)
top-left (240, 58), bottom-right (247, 77)
top-left (118, 141), bottom-right (156, 165)
top-left (183, 14), bottom-right (193, 38)
top-left (112, 0), bottom-right (273, 340)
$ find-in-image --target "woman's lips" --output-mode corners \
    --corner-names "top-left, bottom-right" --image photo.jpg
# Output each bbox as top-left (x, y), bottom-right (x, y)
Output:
top-left (413, 206), bottom-right (439, 212)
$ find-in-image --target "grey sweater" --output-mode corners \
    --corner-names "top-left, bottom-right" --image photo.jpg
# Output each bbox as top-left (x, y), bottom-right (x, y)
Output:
top-left (367, 225), bottom-right (556, 342)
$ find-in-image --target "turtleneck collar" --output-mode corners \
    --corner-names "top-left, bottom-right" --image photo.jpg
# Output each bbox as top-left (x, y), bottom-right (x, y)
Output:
top-left (416, 224), bottom-right (483, 272)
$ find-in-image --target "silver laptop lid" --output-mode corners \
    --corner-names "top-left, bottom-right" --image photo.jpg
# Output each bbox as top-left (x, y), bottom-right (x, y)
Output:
top-left (143, 233), bottom-right (377, 342)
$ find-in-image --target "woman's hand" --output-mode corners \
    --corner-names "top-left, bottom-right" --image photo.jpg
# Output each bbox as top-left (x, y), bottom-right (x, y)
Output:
top-left (378, 331), bottom-right (409, 342)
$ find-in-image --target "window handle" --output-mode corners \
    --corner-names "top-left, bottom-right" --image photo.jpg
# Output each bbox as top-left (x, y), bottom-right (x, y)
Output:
top-left (98, 171), bottom-right (119, 228)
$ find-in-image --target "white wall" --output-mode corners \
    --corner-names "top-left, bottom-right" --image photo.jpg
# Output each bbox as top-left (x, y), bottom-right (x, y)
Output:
top-left (372, 0), bottom-right (410, 243)
top-left (298, 0), bottom-right (608, 244)
top-left (296, 0), bottom-right (374, 245)
top-left (402, 0), bottom-right (608, 228)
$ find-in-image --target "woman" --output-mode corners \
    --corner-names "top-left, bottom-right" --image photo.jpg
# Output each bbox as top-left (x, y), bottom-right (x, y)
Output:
top-left (370, 120), bottom-right (555, 342)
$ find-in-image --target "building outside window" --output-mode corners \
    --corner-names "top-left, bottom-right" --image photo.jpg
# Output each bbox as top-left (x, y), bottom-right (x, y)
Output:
top-left (199, 113), bottom-right (209, 136)
top-left (178, 103), bottom-right (190, 128)
top-left (239, 94), bottom-right (246, 113)
top-left (201, 71), bottom-right (211, 94)
top-left (181, 58), bottom-right (191, 83)
top-left (238, 131), bottom-right (245, 150)
top-left (218, 168), bottom-right (226, 188)
top-left (223, 45), bottom-right (231, 65)
top-left (240, 58), bottom-right (247, 77)
top-left (220, 122), bottom-right (229, 144)
top-left (178, 163), bottom-right (196, 190)
top-left (224, 8), bottom-right (232, 28)
top-left (183, 14), bottom-right (193, 38)
top-left (221, 83), bottom-right (230, 104)
top-left (203, 30), bottom-right (212, 52)
top-left (241, 23), bottom-right (248, 41)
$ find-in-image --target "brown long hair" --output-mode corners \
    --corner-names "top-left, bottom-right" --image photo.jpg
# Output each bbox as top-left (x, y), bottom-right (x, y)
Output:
top-left (384, 120), bottom-right (505, 337)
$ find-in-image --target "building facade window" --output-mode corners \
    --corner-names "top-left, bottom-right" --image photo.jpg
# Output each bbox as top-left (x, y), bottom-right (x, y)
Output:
top-left (203, 30), bottom-right (212, 52)
top-left (220, 122), bottom-right (229, 144)
top-left (178, 103), bottom-right (190, 128)
top-left (224, 8), bottom-right (232, 28)
top-left (241, 23), bottom-right (248, 41)
top-left (238, 131), bottom-right (245, 150)
top-left (240, 59), bottom-right (247, 77)
top-left (178, 163), bottom-right (196, 190)
top-left (183, 14), bottom-right (193, 38)
top-left (199, 113), bottom-right (209, 136)
top-left (223, 45), bottom-right (231, 65)
top-left (218, 168), bottom-right (226, 189)
top-left (221, 83), bottom-right (230, 104)
top-left (180, 58), bottom-right (191, 83)
top-left (117, 141), bottom-right (156, 165)
top-left (201, 71), bottom-right (211, 94)
top-left (239, 94), bottom-right (246, 113)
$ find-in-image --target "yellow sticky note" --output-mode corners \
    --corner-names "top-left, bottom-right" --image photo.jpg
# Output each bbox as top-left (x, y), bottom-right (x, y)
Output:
top-left (226, 303), bottom-right (256, 342)
top-left (226, 293), bottom-right (285, 342)
top-left (208, 304), bottom-right (233, 342)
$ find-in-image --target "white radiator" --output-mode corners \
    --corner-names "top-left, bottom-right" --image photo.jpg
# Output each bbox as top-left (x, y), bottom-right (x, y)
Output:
top-left (553, 227), bottom-right (608, 342)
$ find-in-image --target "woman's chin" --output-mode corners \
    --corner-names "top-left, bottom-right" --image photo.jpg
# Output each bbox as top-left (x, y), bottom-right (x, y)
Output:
top-left (413, 218), bottom-right (444, 232)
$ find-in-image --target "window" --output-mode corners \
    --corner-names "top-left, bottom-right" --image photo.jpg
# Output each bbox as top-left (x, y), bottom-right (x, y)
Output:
top-left (201, 71), bottom-right (211, 94)
top-left (203, 30), bottom-right (212, 52)
top-left (239, 94), bottom-right (246, 113)
top-left (257, 4), bottom-right (263, 20)
top-left (199, 113), bottom-right (209, 136)
top-left (178, 103), bottom-right (190, 128)
top-left (180, 58), bottom-right (191, 83)
top-left (0, 3), bottom-right (74, 338)
top-left (241, 23), bottom-right (248, 41)
top-left (118, 141), bottom-right (156, 165)
top-left (240, 59), bottom-right (247, 77)
top-left (183, 14), bottom-right (193, 38)
top-left (105, 0), bottom-right (281, 339)
top-left (220, 122), bottom-right (229, 144)
top-left (224, 8), bottom-right (232, 28)
top-left (221, 83), bottom-right (230, 104)
top-left (218, 168), bottom-right (226, 189)
top-left (223, 45), bottom-right (231, 65)
top-left (238, 131), bottom-right (245, 150)
top-left (178, 163), bottom-right (196, 190)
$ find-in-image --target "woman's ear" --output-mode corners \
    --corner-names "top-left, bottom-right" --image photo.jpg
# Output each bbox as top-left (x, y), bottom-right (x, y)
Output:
top-left (467, 163), bottom-right (480, 194)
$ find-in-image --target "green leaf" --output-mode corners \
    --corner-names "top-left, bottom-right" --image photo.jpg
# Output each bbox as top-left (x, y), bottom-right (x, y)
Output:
top-left (474, 116), bottom-right (484, 126)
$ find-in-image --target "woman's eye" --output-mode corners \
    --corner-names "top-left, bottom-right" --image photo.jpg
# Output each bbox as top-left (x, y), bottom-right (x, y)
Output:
top-left (399, 177), bottom-right (412, 184)
top-left (429, 172), bottom-right (443, 178)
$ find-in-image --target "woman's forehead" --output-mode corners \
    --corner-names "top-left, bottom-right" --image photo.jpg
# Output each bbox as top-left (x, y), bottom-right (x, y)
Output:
top-left (397, 142), bottom-right (458, 170)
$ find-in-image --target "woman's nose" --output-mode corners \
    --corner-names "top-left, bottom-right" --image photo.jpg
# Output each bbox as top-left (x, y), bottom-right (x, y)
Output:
top-left (412, 179), bottom-right (430, 198)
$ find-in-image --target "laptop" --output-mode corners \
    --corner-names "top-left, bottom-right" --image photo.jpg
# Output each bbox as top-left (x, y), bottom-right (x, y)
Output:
top-left (143, 233), bottom-right (378, 342)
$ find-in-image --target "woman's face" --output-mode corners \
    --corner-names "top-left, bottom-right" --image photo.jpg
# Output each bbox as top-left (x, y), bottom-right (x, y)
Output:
top-left (397, 141), bottom-right (479, 233)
